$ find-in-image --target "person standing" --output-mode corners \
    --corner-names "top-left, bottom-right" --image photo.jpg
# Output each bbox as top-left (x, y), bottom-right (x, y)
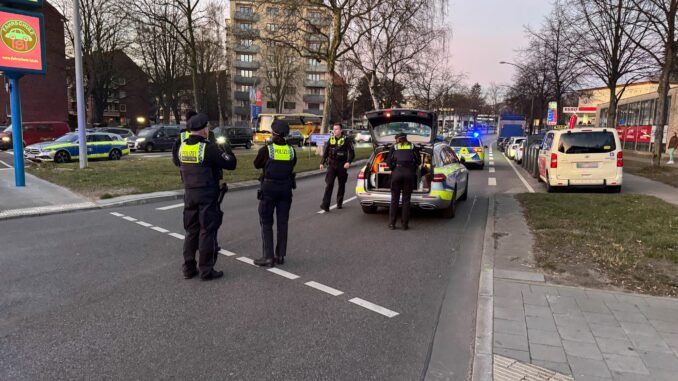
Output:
top-left (387, 133), bottom-right (420, 230)
top-left (253, 120), bottom-right (297, 267)
top-left (172, 113), bottom-right (237, 281)
top-left (320, 124), bottom-right (355, 212)
top-left (668, 132), bottom-right (677, 165)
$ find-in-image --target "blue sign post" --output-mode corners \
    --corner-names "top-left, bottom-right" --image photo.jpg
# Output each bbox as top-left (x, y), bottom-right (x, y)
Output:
top-left (6, 72), bottom-right (24, 185)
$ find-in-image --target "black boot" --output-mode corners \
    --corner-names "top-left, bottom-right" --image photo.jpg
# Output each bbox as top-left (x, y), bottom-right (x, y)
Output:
top-left (200, 269), bottom-right (223, 281)
top-left (388, 224), bottom-right (396, 230)
top-left (275, 256), bottom-right (285, 265)
top-left (254, 257), bottom-right (275, 267)
top-left (183, 268), bottom-right (198, 279)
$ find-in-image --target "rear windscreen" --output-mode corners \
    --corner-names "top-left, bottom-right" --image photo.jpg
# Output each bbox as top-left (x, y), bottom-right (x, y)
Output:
top-left (449, 138), bottom-right (480, 147)
top-left (558, 132), bottom-right (616, 154)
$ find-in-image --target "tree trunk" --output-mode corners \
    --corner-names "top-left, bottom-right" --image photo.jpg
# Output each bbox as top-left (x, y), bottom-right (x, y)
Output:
top-left (186, 5), bottom-right (200, 112)
top-left (606, 85), bottom-right (618, 129)
top-left (653, 61), bottom-right (672, 166)
top-left (368, 71), bottom-right (380, 110)
top-left (322, 60), bottom-right (334, 133)
top-left (216, 73), bottom-right (224, 127)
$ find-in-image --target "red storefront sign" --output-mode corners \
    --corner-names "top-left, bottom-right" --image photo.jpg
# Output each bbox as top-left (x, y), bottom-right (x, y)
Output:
top-left (637, 126), bottom-right (652, 143)
top-left (0, 8), bottom-right (45, 74)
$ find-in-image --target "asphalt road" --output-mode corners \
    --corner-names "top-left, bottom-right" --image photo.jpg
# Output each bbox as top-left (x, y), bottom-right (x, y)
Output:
top-left (1, 135), bottom-right (534, 380)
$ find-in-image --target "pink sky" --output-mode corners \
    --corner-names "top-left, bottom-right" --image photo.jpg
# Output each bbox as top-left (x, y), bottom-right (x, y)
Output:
top-left (447, 0), bottom-right (552, 87)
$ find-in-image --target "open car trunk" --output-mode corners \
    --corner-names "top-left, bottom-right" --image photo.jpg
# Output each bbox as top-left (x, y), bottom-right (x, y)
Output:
top-left (365, 145), bottom-right (434, 193)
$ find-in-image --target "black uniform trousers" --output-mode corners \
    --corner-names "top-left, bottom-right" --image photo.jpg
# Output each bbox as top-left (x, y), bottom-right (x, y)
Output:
top-left (259, 180), bottom-right (293, 259)
top-left (389, 165), bottom-right (416, 226)
top-left (183, 186), bottom-right (223, 275)
top-left (321, 164), bottom-right (348, 209)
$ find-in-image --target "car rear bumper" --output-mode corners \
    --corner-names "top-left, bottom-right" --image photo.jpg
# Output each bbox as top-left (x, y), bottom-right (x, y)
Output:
top-left (356, 190), bottom-right (451, 210)
top-left (547, 173), bottom-right (623, 187)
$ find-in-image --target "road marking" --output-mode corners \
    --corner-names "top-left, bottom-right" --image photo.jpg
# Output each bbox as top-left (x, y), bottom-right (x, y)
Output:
top-left (219, 249), bottom-right (237, 257)
top-left (136, 221), bottom-right (153, 227)
top-left (168, 232), bottom-right (185, 240)
top-left (489, 168), bottom-right (496, 173)
top-left (305, 281), bottom-right (344, 296)
top-left (349, 298), bottom-right (399, 318)
top-left (317, 195), bottom-right (357, 214)
top-left (123, 216), bottom-right (137, 222)
top-left (110, 212), bottom-right (124, 217)
top-left (488, 177), bottom-right (497, 186)
top-left (236, 256), bottom-right (256, 266)
top-left (6, 151), bottom-right (13, 155)
top-left (156, 203), bottom-right (184, 211)
top-left (0, 159), bottom-right (12, 168)
top-left (489, 161), bottom-right (495, 166)
top-left (267, 268), bottom-right (300, 280)
top-left (151, 226), bottom-right (169, 233)
top-left (504, 153), bottom-right (535, 193)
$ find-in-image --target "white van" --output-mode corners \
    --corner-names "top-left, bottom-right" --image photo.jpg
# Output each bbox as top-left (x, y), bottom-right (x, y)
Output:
top-left (538, 128), bottom-right (623, 192)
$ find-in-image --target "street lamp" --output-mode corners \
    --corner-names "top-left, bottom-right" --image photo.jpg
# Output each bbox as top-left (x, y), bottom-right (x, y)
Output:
top-left (500, 61), bottom-right (535, 134)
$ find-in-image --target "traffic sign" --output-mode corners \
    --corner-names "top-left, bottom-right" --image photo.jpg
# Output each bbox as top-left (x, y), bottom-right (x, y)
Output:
top-left (309, 133), bottom-right (330, 144)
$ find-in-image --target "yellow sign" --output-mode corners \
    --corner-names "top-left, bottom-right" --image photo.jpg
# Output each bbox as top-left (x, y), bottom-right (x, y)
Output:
top-left (1, 19), bottom-right (36, 53)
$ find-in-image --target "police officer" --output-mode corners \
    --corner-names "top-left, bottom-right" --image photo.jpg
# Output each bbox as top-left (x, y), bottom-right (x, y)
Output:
top-left (253, 120), bottom-right (297, 267)
top-left (172, 113), bottom-right (237, 281)
top-left (387, 132), bottom-right (420, 230)
top-left (319, 124), bottom-right (354, 212)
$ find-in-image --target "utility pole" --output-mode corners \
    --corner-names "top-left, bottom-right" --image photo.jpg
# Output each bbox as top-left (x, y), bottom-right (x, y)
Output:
top-left (73, 0), bottom-right (88, 168)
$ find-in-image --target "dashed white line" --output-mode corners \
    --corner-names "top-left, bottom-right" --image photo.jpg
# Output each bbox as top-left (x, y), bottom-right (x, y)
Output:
top-left (136, 221), bottom-right (153, 227)
top-left (489, 161), bottom-right (495, 166)
top-left (318, 195), bottom-right (357, 214)
top-left (5, 151), bottom-right (13, 155)
top-left (349, 298), bottom-right (399, 318)
top-left (168, 232), bottom-right (185, 240)
top-left (0, 160), bottom-right (13, 168)
top-left (156, 203), bottom-right (184, 211)
top-left (488, 177), bottom-right (497, 186)
top-left (504, 153), bottom-right (535, 193)
top-left (110, 212), bottom-right (124, 217)
top-left (151, 226), bottom-right (169, 233)
top-left (219, 249), bottom-right (237, 257)
top-left (236, 256), bottom-right (256, 266)
top-left (267, 267), bottom-right (300, 280)
top-left (123, 216), bottom-right (137, 222)
top-left (305, 281), bottom-right (344, 296)
top-left (489, 168), bottom-right (496, 173)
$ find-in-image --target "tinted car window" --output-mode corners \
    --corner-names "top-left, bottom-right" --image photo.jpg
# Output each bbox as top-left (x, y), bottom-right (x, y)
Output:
top-left (542, 133), bottom-right (554, 150)
top-left (165, 128), bottom-right (179, 138)
top-left (449, 138), bottom-right (481, 146)
top-left (138, 128), bottom-right (157, 137)
top-left (558, 132), bottom-right (616, 154)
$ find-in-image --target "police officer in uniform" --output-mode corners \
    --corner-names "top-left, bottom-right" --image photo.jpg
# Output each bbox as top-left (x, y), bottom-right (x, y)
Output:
top-left (387, 132), bottom-right (420, 230)
top-left (253, 120), bottom-right (297, 267)
top-left (320, 124), bottom-right (355, 212)
top-left (172, 113), bottom-right (237, 280)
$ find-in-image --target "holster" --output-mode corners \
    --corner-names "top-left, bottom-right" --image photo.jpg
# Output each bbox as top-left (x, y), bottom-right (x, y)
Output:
top-left (218, 183), bottom-right (228, 205)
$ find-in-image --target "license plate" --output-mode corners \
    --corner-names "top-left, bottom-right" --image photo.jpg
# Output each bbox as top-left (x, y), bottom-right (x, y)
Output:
top-left (576, 162), bottom-right (598, 169)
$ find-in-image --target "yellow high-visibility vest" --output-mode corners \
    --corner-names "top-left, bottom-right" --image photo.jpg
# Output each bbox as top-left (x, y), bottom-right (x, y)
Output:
top-left (179, 142), bottom-right (206, 164)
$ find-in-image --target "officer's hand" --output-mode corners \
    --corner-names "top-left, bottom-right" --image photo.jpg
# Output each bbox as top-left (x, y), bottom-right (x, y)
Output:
top-left (343, 162), bottom-right (350, 169)
top-left (320, 164), bottom-right (325, 171)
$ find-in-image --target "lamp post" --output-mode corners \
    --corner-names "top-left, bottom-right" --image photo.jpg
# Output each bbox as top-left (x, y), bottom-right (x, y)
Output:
top-left (73, 0), bottom-right (88, 168)
top-left (500, 61), bottom-right (535, 134)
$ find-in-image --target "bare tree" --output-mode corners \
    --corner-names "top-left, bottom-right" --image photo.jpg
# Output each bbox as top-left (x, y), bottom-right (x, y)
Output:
top-left (261, 44), bottom-right (302, 113)
top-left (408, 51), bottom-right (463, 111)
top-left (486, 82), bottom-right (505, 115)
top-left (571, 0), bottom-right (654, 128)
top-left (629, 0), bottom-right (678, 166)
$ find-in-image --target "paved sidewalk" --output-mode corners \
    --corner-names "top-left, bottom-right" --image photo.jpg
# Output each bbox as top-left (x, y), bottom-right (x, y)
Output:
top-left (0, 170), bottom-right (89, 211)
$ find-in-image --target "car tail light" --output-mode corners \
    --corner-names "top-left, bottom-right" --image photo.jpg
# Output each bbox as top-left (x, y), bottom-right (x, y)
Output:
top-left (357, 170), bottom-right (365, 180)
top-left (617, 151), bottom-right (623, 167)
top-left (432, 174), bottom-right (446, 182)
top-left (550, 153), bottom-right (558, 168)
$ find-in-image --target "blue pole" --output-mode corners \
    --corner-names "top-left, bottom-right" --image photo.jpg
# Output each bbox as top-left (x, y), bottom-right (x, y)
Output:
top-left (7, 72), bottom-right (25, 187)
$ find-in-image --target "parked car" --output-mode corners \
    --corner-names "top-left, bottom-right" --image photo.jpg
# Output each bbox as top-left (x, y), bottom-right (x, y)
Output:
top-left (355, 109), bottom-right (469, 218)
top-left (515, 139), bottom-right (527, 164)
top-left (24, 132), bottom-right (129, 163)
top-left (213, 126), bottom-right (253, 149)
top-left (97, 127), bottom-right (135, 139)
top-left (506, 137), bottom-right (526, 160)
top-left (355, 130), bottom-right (372, 143)
top-left (127, 125), bottom-right (180, 152)
top-left (286, 129), bottom-right (305, 147)
top-left (0, 121), bottom-right (70, 150)
top-left (537, 128), bottom-right (622, 192)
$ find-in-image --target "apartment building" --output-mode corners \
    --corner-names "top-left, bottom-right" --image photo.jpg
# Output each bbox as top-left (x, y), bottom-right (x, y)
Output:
top-left (227, 1), bottom-right (332, 124)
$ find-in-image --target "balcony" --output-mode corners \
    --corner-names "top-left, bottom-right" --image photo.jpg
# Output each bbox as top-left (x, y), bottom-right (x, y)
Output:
top-left (307, 17), bottom-right (331, 27)
top-left (234, 12), bottom-right (260, 22)
top-left (306, 64), bottom-right (327, 73)
top-left (304, 79), bottom-right (327, 88)
top-left (234, 44), bottom-right (260, 53)
top-left (234, 91), bottom-right (251, 101)
top-left (231, 27), bottom-right (259, 38)
top-left (234, 76), bottom-right (259, 85)
top-left (234, 106), bottom-right (250, 115)
top-left (234, 60), bottom-right (260, 69)
top-left (305, 33), bottom-right (327, 42)
top-left (303, 94), bottom-right (325, 103)
top-left (303, 109), bottom-right (323, 115)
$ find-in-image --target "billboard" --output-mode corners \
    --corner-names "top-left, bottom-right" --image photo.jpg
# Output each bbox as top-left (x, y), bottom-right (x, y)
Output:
top-left (547, 101), bottom-right (558, 126)
top-left (2, 1), bottom-right (43, 7)
top-left (0, 8), bottom-right (45, 74)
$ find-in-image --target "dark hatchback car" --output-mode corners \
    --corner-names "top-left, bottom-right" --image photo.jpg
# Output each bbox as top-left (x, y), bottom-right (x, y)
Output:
top-left (97, 127), bottom-right (135, 139)
top-left (213, 126), bottom-right (253, 149)
top-left (286, 130), bottom-right (305, 147)
top-left (127, 125), bottom-right (180, 152)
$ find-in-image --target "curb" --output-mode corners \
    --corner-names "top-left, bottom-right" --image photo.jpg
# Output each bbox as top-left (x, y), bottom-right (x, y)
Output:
top-left (0, 159), bottom-right (368, 220)
top-left (471, 193), bottom-right (495, 381)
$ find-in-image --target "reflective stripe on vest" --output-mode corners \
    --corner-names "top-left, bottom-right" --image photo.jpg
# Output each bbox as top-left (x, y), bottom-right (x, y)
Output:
top-left (329, 136), bottom-right (345, 146)
top-left (179, 142), bottom-right (206, 164)
top-left (394, 143), bottom-right (413, 150)
top-left (181, 131), bottom-right (191, 142)
top-left (268, 143), bottom-right (295, 161)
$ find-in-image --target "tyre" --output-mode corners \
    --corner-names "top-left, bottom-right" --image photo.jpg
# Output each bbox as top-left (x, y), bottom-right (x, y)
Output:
top-left (479, 163), bottom-right (485, 170)
top-left (109, 149), bottom-right (122, 160)
top-left (361, 205), bottom-right (377, 214)
top-left (459, 178), bottom-right (468, 201)
top-left (144, 143), bottom-right (154, 153)
top-left (54, 150), bottom-right (71, 164)
top-left (607, 186), bottom-right (622, 193)
top-left (545, 172), bottom-right (556, 193)
top-left (245, 141), bottom-right (252, 149)
top-left (298, 141), bottom-right (303, 148)
top-left (441, 188), bottom-right (457, 218)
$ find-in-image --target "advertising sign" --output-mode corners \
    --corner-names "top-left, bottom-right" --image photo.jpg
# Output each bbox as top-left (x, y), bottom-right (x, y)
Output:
top-left (563, 107), bottom-right (578, 113)
top-left (547, 101), bottom-right (557, 126)
top-left (255, 89), bottom-right (262, 106)
top-left (250, 104), bottom-right (261, 119)
top-left (2, 1), bottom-right (43, 7)
top-left (0, 8), bottom-right (45, 74)
top-left (637, 126), bottom-right (652, 143)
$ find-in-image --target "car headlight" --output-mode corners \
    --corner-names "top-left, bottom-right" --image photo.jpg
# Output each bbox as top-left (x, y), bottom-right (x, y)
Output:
top-left (136, 138), bottom-right (146, 142)
top-left (1, 137), bottom-right (9, 142)
top-left (216, 136), bottom-right (226, 144)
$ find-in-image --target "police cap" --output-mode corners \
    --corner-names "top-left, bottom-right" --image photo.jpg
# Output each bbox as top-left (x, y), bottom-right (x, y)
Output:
top-left (187, 113), bottom-right (209, 131)
top-left (271, 119), bottom-right (290, 136)
top-left (395, 132), bottom-right (407, 139)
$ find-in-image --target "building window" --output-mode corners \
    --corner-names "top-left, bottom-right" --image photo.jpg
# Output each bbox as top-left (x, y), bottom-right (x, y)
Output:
top-left (266, 7), bottom-right (278, 16)
top-left (239, 39), bottom-right (254, 47)
top-left (236, 84), bottom-right (252, 92)
top-left (120, 104), bottom-right (127, 112)
top-left (287, 56), bottom-right (295, 64)
top-left (286, 87), bottom-right (296, 95)
top-left (238, 54), bottom-right (254, 62)
top-left (266, 23), bottom-right (277, 32)
top-left (307, 103), bottom-right (320, 110)
top-left (308, 43), bottom-right (320, 52)
top-left (237, 6), bottom-right (252, 15)
top-left (267, 101), bottom-right (277, 109)
top-left (238, 69), bottom-right (254, 77)
top-left (307, 73), bottom-right (321, 81)
top-left (308, 58), bottom-right (319, 66)
top-left (118, 91), bottom-right (127, 99)
top-left (237, 100), bottom-right (249, 107)
top-left (309, 87), bottom-right (322, 95)
top-left (284, 102), bottom-right (296, 109)
top-left (238, 23), bottom-right (252, 30)
top-left (309, 11), bottom-right (321, 19)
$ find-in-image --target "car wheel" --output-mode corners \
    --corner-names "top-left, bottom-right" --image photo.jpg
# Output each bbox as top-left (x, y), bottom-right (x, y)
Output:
top-left (245, 141), bottom-right (252, 149)
top-left (109, 149), bottom-right (122, 160)
top-left (144, 143), bottom-right (154, 153)
top-left (479, 163), bottom-right (485, 170)
top-left (545, 172), bottom-right (556, 193)
top-left (459, 178), bottom-right (468, 201)
top-left (54, 150), bottom-right (71, 164)
top-left (361, 205), bottom-right (377, 214)
top-left (607, 186), bottom-right (622, 193)
top-left (441, 188), bottom-right (457, 218)
top-left (298, 141), bottom-right (303, 148)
